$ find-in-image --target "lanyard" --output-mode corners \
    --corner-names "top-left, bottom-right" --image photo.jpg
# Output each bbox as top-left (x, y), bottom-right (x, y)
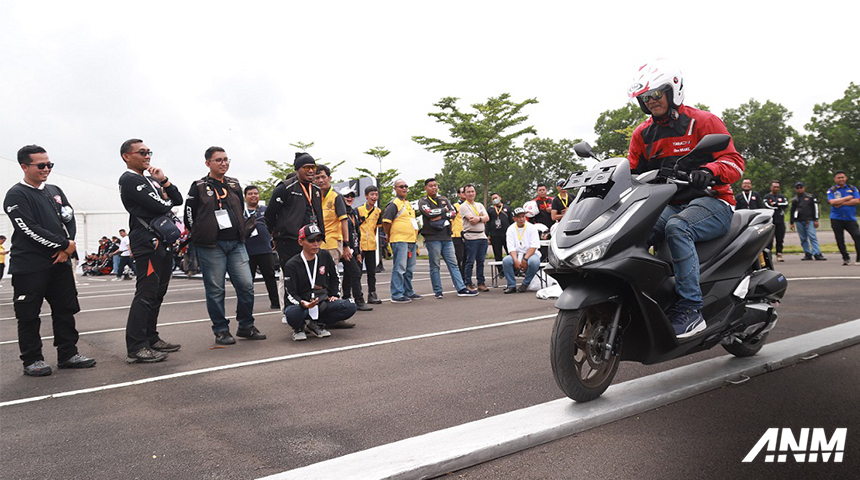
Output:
top-left (516, 225), bottom-right (525, 245)
top-left (466, 201), bottom-right (481, 217)
top-left (301, 254), bottom-right (318, 291)
top-left (299, 182), bottom-right (314, 207)
top-left (426, 196), bottom-right (438, 206)
top-left (743, 191), bottom-right (752, 206)
top-left (559, 194), bottom-right (569, 209)
top-left (494, 204), bottom-right (503, 216)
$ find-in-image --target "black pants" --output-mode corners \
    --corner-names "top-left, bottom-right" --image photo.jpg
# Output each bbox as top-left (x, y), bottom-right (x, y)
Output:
top-left (342, 254), bottom-right (365, 302)
top-left (489, 235), bottom-right (508, 276)
top-left (832, 219), bottom-right (860, 261)
top-left (362, 250), bottom-right (377, 295)
top-left (125, 243), bottom-right (172, 353)
top-left (249, 252), bottom-right (280, 308)
top-left (116, 255), bottom-right (135, 277)
top-left (13, 263), bottom-right (81, 366)
top-left (771, 221), bottom-right (786, 254)
top-left (452, 236), bottom-right (466, 279)
top-left (0, 262), bottom-right (5, 282)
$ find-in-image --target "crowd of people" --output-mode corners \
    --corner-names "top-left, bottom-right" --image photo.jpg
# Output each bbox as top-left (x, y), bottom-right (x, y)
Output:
top-left (4, 59), bottom-right (859, 377)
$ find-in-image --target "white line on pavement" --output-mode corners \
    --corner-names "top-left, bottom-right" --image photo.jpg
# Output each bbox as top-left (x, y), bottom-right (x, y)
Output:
top-left (0, 313), bottom-right (555, 408)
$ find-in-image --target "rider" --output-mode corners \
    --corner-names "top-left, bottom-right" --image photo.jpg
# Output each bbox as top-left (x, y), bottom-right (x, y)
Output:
top-left (627, 58), bottom-right (745, 339)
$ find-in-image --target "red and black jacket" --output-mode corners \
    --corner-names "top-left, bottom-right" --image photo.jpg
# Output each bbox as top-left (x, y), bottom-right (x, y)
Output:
top-left (628, 104), bottom-right (744, 205)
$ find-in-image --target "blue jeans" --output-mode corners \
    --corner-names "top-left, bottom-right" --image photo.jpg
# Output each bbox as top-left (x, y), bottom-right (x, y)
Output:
top-left (649, 197), bottom-right (733, 311)
top-left (502, 253), bottom-right (541, 289)
top-left (464, 238), bottom-right (488, 286)
top-left (390, 242), bottom-right (417, 299)
top-left (795, 221), bottom-right (821, 256)
top-left (425, 240), bottom-right (467, 295)
top-left (195, 240), bottom-right (256, 333)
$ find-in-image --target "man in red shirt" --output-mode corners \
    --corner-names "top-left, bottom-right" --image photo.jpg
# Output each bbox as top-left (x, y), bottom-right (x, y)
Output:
top-left (627, 58), bottom-right (745, 339)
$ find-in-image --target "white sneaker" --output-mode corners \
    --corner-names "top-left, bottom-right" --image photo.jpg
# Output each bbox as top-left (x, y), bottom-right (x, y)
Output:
top-left (292, 330), bottom-right (307, 341)
top-left (281, 315), bottom-right (288, 324)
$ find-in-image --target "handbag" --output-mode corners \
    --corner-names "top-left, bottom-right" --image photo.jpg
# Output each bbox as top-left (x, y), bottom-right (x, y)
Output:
top-left (137, 214), bottom-right (182, 244)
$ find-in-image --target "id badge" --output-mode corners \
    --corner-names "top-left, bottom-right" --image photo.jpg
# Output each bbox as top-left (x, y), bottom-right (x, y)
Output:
top-left (411, 218), bottom-right (419, 230)
top-left (215, 209), bottom-right (232, 230)
top-left (310, 214), bottom-right (318, 226)
top-left (495, 218), bottom-right (501, 229)
top-left (309, 305), bottom-right (319, 320)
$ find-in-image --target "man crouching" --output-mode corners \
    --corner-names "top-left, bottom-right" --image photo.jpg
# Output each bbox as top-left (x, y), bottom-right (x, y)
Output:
top-left (283, 224), bottom-right (358, 341)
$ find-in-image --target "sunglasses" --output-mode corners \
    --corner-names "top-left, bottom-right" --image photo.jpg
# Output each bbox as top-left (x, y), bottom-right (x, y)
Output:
top-left (396, 185), bottom-right (408, 189)
top-left (300, 165), bottom-right (316, 172)
top-left (638, 88), bottom-right (666, 103)
top-left (132, 149), bottom-right (153, 157)
top-left (210, 158), bottom-right (231, 164)
top-left (304, 237), bottom-right (323, 243)
top-left (29, 162), bottom-right (55, 170)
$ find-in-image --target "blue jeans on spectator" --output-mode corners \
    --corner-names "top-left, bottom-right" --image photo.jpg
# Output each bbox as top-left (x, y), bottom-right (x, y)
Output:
top-left (649, 196), bottom-right (733, 311)
top-left (795, 221), bottom-right (822, 256)
top-left (502, 253), bottom-right (542, 289)
top-left (194, 240), bottom-right (256, 333)
top-left (116, 255), bottom-right (135, 278)
top-left (464, 238), bottom-right (488, 287)
top-left (390, 242), bottom-right (417, 299)
top-left (425, 240), bottom-right (467, 295)
top-left (113, 255), bottom-right (121, 276)
top-left (284, 300), bottom-right (357, 331)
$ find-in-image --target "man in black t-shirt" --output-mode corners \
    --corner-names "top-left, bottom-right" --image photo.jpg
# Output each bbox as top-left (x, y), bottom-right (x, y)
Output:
top-left (186, 146), bottom-right (266, 346)
top-left (486, 192), bottom-right (513, 279)
top-left (283, 225), bottom-right (357, 341)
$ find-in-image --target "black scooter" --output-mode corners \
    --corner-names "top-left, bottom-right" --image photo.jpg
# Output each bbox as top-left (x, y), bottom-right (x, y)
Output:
top-left (547, 134), bottom-right (788, 402)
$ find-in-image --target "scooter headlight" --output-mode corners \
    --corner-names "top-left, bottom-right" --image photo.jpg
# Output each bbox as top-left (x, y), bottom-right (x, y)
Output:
top-left (554, 199), bottom-right (645, 268)
top-left (569, 240), bottom-right (611, 267)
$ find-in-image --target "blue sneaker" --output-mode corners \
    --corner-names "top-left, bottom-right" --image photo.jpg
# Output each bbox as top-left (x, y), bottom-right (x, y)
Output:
top-left (391, 296), bottom-right (412, 304)
top-left (457, 288), bottom-right (479, 297)
top-left (671, 309), bottom-right (707, 339)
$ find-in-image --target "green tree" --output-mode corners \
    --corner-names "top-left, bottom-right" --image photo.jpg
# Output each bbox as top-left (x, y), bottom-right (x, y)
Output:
top-left (515, 137), bottom-right (585, 206)
top-left (250, 159), bottom-right (292, 203)
top-left (352, 167), bottom-right (400, 207)
top-left (363, 146), bottom-right (391, 176)
top-left (798, 83), bottom-right (860, 197)
top-left (412, 93), bottom-right (538, 205)
top-left (592, 103), bottom-right (646, 158)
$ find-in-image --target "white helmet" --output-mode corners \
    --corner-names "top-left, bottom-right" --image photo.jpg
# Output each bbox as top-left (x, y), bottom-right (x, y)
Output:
top-left (523, 200), bottom-right (539, 218)
top-left (627, 58), bottom-right (684, 115)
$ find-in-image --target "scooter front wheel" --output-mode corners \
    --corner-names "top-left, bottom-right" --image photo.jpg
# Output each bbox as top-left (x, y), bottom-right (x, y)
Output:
top-left (551, 304), bottom-right (621, 402)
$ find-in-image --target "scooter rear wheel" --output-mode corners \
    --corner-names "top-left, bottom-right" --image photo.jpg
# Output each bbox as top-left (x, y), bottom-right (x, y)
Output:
top-left (551, 304), bottom-right (620, 402)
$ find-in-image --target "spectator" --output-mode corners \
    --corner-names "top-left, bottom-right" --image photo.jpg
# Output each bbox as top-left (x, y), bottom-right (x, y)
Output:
top-left (790, 182), bottom-right (826, 261)
top-left (383, 179), bottom-right (421, 303)
top-left (265, 153), bottom-right (325, 305)
top-left (459, 183), bottom-right (490, 292)
top-left (341, 186), bottom-right (371, 313)
top-left (315, 164), bottom-right (351, 266)
top-left (734, 179), bottom-right (765, 210)
top-left (244, 185), bottom-right (281, 310)
top-left (4, 144), bottom-right (96, 376)
top-left (451, 186), bottom-right (467, 280)
top-left (357, 185), bottom-right (383, 304)
top-left (118, 138), bottom-right (183, 363)
top-left (186, 146), bottom-right (265, 345)
top-left (551, 179), bottom-right (570, 222)
top-left (0, 235), bottom-right (6, 286)
top-left (418, 178), bottom-right (477, 299)
top-left (283, 225), bottom-right (357, 341)
top-left (502, 208), bottom-right (542, 294)
top-left (763, 180), bottom-right (789, 262)
top-left (826, 170), bottom-right (860, 266)
top-left (531, 183), bottom-right (554, 231)
top-left (114, 229), bottom-right (134, 280)
top-left (486, 192), bottom-right (513, 279)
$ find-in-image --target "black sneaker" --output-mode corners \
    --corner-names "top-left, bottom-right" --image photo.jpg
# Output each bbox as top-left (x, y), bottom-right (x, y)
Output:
top-left (356, 302), bottom-right (373, 311)
top-left (23, 360), bottom-right (53, 376)
top-left (814, 255), bottom-right (827, 261)
top-left (57, 354), bottom-right (97, 369)
top-left (408, 293), bottom-right (423, 300)
top-left (671, 309), bottom-right (707, 339)
top-left (330, 320), bottom-right (355, 329)
top-left (305, 321), bottom-right (331, 338)
top-left (126, 347), bottom-right (168, 364)
top-left (367, 293), bottom-right (382, 304)
top-left (236, 326), bottom-right (267, 340)
top-left (504, 287), bottom-right (517, 294)
top-left (214, 331), bottom-right (236, 345)
top-left (434, 292), bottom-right (444, 299)
top-left (801, 254), bottom-right (813, 261)
top-left (516, 283), bottom-right (529, 293)
top-left (457, 288), bottom-right (478, 297)
top-left (151, 340), bottom-right (181, 352)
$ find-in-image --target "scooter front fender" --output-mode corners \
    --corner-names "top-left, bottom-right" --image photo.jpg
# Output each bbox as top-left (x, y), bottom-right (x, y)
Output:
top-left (554, 277), bottom-right (621, 311)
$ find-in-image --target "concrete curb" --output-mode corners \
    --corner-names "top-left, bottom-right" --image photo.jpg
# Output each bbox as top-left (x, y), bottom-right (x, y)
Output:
top-left (260, 319), bottom-right (860, 480)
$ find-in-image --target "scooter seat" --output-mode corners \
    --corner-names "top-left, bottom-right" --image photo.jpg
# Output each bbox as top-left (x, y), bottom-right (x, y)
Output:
top-left (655, 210), bottom-right (761, 266)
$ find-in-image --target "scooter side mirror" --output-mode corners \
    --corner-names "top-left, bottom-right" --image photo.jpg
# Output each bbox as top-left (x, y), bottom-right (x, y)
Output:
top-left (689, 134), bottom-right (731, 155)
top-left (573, 142), bottom-right (596, 159)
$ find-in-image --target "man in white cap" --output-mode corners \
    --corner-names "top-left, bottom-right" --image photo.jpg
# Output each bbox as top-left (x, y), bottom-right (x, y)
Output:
top-left (502, 207), bottom-right (542, 294)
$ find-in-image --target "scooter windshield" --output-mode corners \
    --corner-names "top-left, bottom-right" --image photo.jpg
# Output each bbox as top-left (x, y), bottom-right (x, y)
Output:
top-left (556, 158), bottom-right (633, 248)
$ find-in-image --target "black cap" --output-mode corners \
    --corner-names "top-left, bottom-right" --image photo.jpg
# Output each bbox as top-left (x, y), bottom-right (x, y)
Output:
top-left (513, 207), bottom-right (526, 216)
top-left (795, 182), bottom-right (804, 188)
top-left (294, 152), bottom-right (316, 170)
top-left (298, 224), bottom-right (323, 241)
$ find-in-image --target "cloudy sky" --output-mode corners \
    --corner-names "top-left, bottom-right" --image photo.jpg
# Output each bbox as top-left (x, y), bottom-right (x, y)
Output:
top-left (2, 0), bottom-right (857, 203)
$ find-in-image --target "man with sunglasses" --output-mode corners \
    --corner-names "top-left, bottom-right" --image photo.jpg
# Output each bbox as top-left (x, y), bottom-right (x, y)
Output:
top-left (119, 138), bottom-right (184, 363)
top-left (265, 153), bottom-right (325, 286)
top-left (186, 146), bottom-right (266, 345)
top-left (451, 186), bottom-right (467, 280)
top-left (627, 59), bottom-right (745, 339)
top-left (383, 179), bottom-right (421, 303)
top-left (4, 144), bottom-right (97, 376)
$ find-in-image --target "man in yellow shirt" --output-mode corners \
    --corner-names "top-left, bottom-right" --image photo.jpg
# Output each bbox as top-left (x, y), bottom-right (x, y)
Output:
top-left (0, 235), bottom-right (7, 287)
top-left (451, 186), bottom-right (466, 279)
top-left (358, 185), bottom-right (383, 304)
top-left (382, 179), bottom-right (420, 303)
top-left (314, 165), bottom-right (351, 265)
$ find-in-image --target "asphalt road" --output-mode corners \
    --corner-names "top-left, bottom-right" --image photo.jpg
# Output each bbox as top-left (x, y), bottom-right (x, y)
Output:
top-left (1, 255), bottom-right (858, 479)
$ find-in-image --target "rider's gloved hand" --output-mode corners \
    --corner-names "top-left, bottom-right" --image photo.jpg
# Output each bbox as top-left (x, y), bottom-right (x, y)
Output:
top-left (689, 168), bottom-right (714, 190)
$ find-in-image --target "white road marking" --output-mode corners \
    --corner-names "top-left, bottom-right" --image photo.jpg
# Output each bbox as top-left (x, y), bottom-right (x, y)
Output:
top-left (0, 313), bottom-right (555, 408)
